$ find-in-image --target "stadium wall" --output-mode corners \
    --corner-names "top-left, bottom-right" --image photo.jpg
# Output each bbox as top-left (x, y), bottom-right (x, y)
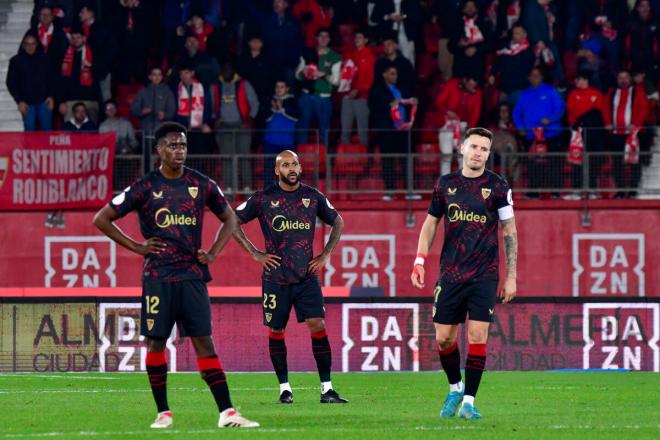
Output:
top-left (0, 298), bottom-right (657, 373)
top-left (0, 206), bottom-right (658, 297)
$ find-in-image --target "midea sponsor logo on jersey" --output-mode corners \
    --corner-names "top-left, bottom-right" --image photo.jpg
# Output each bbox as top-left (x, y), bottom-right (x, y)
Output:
top-left (155, 207), bottom-right (197, 228)
top-left (447, 203), bottom-right (486, 224)
top-left (271, 214), bottom-right (311, 232)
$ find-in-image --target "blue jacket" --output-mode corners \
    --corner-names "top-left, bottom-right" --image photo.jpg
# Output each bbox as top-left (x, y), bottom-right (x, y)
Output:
top-left (264, 94), bottom-right (299, 149)
top-left (513, 83), bottom-right (565, 140)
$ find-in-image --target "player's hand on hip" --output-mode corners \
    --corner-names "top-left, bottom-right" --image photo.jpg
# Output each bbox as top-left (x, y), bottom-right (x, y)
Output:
top-left (308, 254), bottom-right (329, 274)
top-left (254, 250), bottom-right (281, 270)
top-left (411, 264), bottom-right (425, 289)
top-left (136, 237), bottom-right (166, 256)
top-left (197, 249), bottom-right (216, 265)
top-left (499, 277), bottom-right (516, 303)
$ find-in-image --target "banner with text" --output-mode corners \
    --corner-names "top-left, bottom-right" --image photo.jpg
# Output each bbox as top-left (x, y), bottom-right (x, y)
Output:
top-left (0, 132), bottom-right (116, 210)
top-left (1, 301), bottom-right (657, 372)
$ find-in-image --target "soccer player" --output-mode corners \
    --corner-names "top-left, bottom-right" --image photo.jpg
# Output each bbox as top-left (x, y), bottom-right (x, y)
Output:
top-left (411, 127), bottom-right (517, 420)
top-left (232, 150), bottom-right (348, 404)
top-left (93, 122), bottom-right (259, 429)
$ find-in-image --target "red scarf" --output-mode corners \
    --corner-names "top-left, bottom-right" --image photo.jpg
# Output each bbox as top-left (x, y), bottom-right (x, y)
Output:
top-left (177, 80), bottom-right (205, 128)
top-left (624, 128), bottom-right (640, 164)
top-left (506, 1), bottom-right (520, 30)
top-left (567, 128), bottom-right (584, 165)
top-left (497, 38), bottom-right (529, 56)
top-left (338, 59), bottom-right (357, 93)
top-left (61, 45), bottom-right (93, 86)
top-left (613, 86), bottom-right (632, 135)
top-left (463, 15), bottom-right (484, 44)
top-left (390, 99), bottom-right (418, 130)
top-left (192, 23), bottom-right (214, 52)
top-left (529, 127), bottom-right (548, 162)
top-left (38, 23), bottom-right (53, 52)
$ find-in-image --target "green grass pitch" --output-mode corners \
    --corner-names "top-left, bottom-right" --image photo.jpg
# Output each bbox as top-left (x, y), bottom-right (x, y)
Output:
top-left (0, 371), bottom-right (658, 439)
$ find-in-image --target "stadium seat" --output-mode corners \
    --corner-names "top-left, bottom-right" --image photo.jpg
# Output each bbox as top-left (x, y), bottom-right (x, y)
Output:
top-left (351, 176), bottom-right (385, 201)
top-left (115, 84), bottom-right (144, 129)
top-left (334, 144), bottom-right (368, 176)
top-left (297, 143), bottom-right (327, 176)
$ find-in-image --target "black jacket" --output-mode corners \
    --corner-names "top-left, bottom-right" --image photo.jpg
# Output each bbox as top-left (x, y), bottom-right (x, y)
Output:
top-left (6, 48), bottom-right (53, 104)
top-left (371, 0), bottom-right (423, 43)
top-left (374, 51), bottom-right (416, 94)
top-left (368, 80), bottom-right (410, 130)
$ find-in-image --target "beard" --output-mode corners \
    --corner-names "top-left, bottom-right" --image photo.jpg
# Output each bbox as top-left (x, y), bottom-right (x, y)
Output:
top-left (279, 171), bottom-right (301, 186)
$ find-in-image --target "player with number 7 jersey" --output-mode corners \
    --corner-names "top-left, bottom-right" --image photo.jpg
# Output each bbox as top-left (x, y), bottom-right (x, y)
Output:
top-left (411, 127), bottom-right (519, 421)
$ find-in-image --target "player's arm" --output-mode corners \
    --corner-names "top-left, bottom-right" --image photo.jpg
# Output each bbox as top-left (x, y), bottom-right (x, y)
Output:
top-left (197, 205), bottom-right (238, 264)
top-left (93, 205), bottom-right (166, 256)
top-left (411, 214), bottom-right (442, 289)
top-left (308, 213), bottom-right (344, 274)
top-left (232, 219), bottom-right (281, 270)
top-left (499, 216), bottom-right (517, 303)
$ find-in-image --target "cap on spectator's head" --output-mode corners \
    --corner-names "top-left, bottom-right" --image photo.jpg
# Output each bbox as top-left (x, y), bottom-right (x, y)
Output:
top-left (576, 69), bottom-right (592, 81)
top-left (580, 39), bottom-right (601, 55)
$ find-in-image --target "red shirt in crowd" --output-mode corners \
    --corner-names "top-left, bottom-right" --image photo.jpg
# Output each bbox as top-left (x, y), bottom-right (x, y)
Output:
top-left (346, 47), bottom-right (375, 99)
top-left (433, 78), bottom-right (482, 128)
top-left (566, 86), bottom-right (605, 125)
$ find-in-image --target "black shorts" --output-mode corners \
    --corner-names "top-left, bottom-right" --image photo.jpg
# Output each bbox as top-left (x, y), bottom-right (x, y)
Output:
top-left (432, 279), bottom-right (498, 324)
top-left (262, 277), bottom-right (325, 329)
top-left (140, 279), bottom-right (212, 338)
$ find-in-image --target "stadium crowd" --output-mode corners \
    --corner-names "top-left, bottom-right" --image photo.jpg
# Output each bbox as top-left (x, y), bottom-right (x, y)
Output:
top-left (5, 0), bottom-right (660, 197)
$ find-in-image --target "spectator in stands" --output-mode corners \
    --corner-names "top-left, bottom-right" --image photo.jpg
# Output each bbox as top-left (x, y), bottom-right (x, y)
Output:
top-left (6, 33), bottom-right (54, 131)
top-left (370, 0), bottom-right (422, 65)
top-left (431, 0), bottom-right (462, 81)
top-left (521, 0), bottom-right (563, 82)
top-left (374, 36), bottom-right (415, 95)
top-left (263, 80), bottom-right (300, 183)
top-left (624, 0), bottom-right (659, 82)
top-left (78, 3), bottom-right (112, 101)
top-left (448, 0), bottom-right (491, 80)
top-left (112, 0), bottom-right (150, 83)
top-left (368, 65), bottom-right (416, 200)
top-left (63, 101), bottom-right (97, 131)
top-left (604, 69), bottom-right (649, 198)
top-left (489, 23), bottom-right (534, 106)
top-left (56, 27), bottom-right (101, 124)
top-left (99, 100), bottom-right (139, 154)
top-left (131, 67), bottom-right (176, 134)
top-left (292, 0), bottom-right (333, 49)
top-left (173, 35), bottom-right (221, 88)
top-left (32, 0), bottom-right (74, 30)
top-left (575, 38), bottom-right (610, 91)
top-left (488, 102), bottom-right (521, 183)
top-left (255, 0), bottom-right (303, 85)
top-left (160, 0), bottom-right (195, 67)
top-left (579, 0), bottom-right (627, 74)
top-left (237, 34), bottom-right (274, 129)
top-left (211, 61), bottom-right (260, 192)
top-left (433, 75), bottom-right (483, 176)
top-left (295, 28), bottom-right (342, 144)
top-left (30, 5), bottom-right (68, 72)
top-left (495, 0), bottom-right (522, 42)
top-left (340, 28), bottom-right (375, 145)
top-left (172, 60), bottom-right (212, 133)
top-left (513, 67), bottom-right (565, 198)
top-left (566, 70), bottom-right (607, 197)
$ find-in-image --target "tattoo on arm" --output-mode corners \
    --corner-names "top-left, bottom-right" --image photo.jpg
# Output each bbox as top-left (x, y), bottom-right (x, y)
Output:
top-left (322, 215), bottom-right (344, 256)
top-left (501, 217), bottom-right (517, 277)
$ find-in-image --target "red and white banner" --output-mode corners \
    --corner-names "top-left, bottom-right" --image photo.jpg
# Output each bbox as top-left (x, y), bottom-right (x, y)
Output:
top-left (0, 207), bottom-right (658, 297)
top-left (0, 132), bottom-right (116, 211)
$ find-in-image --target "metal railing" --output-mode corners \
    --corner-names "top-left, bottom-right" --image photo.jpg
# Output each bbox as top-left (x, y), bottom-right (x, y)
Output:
top-left (110, 127), bottom-right (659, 199)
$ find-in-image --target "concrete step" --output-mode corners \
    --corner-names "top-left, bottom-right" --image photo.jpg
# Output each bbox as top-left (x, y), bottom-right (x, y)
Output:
top-left (0, 33), bottom-right (22, 44)
top-left (6, 11), bottom-right (31, 24)
top-left (0, 41), bottom-right (19, 53)
top-left (2, 21), bottom-right (29, 32)
top-left (0, 109), bottom-right (20, 120)
top-left (0, 121), bottom-right (24, 132)
top-left (11, 2), bottom-right (32, 13)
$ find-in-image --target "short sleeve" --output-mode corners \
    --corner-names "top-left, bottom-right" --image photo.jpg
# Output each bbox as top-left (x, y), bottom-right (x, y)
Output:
top-left (495, 180), bottom-right (514, 220)
top-left (427, 179), bottom-right (446, 219)
top-left (109, 180), bottom-right (146, 218)
top-left (235, 193), bottom-right (259, 223)
top-left (206, 179), bottom-right (228, 216)
top-left (316, 191), bottom-right (338, 225)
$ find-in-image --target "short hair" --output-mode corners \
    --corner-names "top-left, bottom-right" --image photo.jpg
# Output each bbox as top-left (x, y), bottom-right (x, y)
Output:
top-left (154, 122), bottom-right (187, 146)
top-left (316, 27), bottom-right (331, 37)
top-left (72, 102), bottom-right (87, 112)
top-left (103, 99), bottom-right (117, 108)
top-left (464, 127), bottom-right (493, 144)
top-left (354, 27), bottom-right (369, 39)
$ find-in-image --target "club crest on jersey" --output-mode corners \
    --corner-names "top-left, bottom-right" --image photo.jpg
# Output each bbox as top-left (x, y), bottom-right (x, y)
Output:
top-left (271, 200), bottom-right (280, 208)
top-left (481, 188), bottom-right (491, 199)
top-left (447, 187), bottom-right (457, 196)
top-left (152, 191), bottom-right (163, 199)
top-left (302, 198), bottom-right (310, 208)
top-left (146, 319), bottom-right (154, 331)
top-left (265, 313), bottom-right (272, 323)
top-left (188, 187), bottom-right (198, 198)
